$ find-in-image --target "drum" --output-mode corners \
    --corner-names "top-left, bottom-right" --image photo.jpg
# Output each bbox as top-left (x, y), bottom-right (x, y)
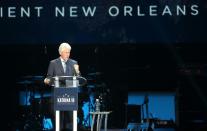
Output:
top-left (80, 92), bottom-right (96, 127)
top-left (19, 91), bottom-right (34, 106)
top-left (31, 92), bottom-right (52, 116)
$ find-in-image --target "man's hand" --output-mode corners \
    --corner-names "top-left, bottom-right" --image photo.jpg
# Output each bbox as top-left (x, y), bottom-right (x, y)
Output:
top-left (44, 78), bottom-right (50, 85)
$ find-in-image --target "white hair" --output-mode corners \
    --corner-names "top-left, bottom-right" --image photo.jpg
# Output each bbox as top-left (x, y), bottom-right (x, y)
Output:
top-left (58, 42), bottom-right (71, 54)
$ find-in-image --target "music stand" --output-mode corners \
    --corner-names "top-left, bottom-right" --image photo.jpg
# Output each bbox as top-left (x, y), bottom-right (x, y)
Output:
top-left (51, 76), bottom-right (87, 131)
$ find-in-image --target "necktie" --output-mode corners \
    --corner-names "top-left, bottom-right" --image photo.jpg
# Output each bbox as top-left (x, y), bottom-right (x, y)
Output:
top-left (63, 61), bottom-right (67, 73)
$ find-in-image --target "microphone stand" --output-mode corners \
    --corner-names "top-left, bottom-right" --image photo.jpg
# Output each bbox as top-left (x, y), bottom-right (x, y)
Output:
top-left (144, 94), bottom-right (149, 122)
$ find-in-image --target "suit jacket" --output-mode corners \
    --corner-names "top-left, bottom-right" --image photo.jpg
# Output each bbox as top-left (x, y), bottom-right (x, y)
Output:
top-left (46, 57), bottom-right (78, 78)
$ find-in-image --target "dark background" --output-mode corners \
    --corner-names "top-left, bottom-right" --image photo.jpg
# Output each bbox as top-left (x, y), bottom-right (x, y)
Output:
top-left (0, 43), bottom-right (207, 130)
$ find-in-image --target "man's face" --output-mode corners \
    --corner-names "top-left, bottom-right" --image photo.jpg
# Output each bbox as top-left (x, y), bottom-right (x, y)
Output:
top-left (60, 48), bottom-right (70, 61)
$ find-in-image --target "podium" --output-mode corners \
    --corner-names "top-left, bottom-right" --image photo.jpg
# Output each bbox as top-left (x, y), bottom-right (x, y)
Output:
top-left (51, 76), bottom-right (87, 131)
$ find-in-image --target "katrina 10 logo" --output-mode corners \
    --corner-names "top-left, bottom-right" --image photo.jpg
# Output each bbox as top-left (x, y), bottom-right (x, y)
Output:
top-left (57, 93), bottom-right (75, 104)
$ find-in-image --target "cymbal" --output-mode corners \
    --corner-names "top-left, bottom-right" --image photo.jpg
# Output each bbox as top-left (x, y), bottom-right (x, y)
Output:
top-left (17, 80), bottom-right (33, 85)
top-left (21, 75), bottom-right (44, 80)
top-left (18, 75), bottom-right (44, 86)
top-left (20, 76), bottom-right (44, 83)
top-left (87, 85), bottom-right (95, 88)
top-left (87, 72), bottom-right (103, 76)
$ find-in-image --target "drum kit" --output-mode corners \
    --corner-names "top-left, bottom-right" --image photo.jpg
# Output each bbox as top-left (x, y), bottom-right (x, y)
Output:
top-left (17, 75), bottom-right (52, 130)
top-left (16, 72), bottom-right (111, 130)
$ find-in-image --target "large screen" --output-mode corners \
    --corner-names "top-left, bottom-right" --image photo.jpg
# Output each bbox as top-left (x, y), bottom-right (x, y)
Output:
top-left (0, 0), bottom-right (206, 44)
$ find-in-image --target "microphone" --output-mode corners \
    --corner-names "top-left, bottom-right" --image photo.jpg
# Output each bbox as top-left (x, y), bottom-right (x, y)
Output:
top-left (74, 64), bottom-right (80, 76)
top-left (44, 45), bottom-right (47, 54)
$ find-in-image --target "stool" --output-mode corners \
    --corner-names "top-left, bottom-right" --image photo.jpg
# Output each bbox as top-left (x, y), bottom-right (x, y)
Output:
top-left (90, 111), bottom-right (112, 131)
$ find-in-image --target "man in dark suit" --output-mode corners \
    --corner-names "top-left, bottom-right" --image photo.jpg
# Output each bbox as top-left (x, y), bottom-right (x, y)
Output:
top-left (44, 42), bottom-right (80, 130)
top-left (44, 42), bottom-right (80, 83)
